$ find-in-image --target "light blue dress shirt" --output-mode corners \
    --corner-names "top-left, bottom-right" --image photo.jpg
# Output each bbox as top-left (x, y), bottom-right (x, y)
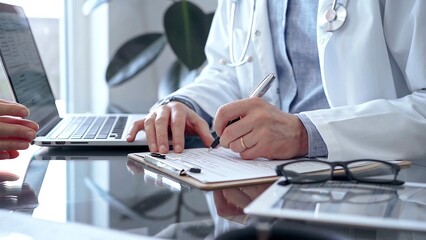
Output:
top-left (268, 0), bottom-right (329, 157)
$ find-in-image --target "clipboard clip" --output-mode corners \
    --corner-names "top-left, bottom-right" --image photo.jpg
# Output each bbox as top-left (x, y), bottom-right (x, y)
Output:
top-left (150, 152), bottom-right (166, 159)
top-left (149, 153), bottom-right (201, 174)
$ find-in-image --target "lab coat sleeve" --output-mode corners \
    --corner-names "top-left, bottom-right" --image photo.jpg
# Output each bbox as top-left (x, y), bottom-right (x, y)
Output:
top-left (305, 92), bottom-right (426, 161)
top-left (305, 0), bottom-right (426, 161)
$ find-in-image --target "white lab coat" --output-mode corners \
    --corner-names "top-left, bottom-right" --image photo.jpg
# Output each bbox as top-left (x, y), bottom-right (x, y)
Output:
top-left (172, 0), bottom-right (426, 161)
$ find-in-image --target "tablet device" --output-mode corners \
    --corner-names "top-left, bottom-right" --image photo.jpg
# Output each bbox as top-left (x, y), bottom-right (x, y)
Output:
top-left (244, 179), bottom-right (426, 232)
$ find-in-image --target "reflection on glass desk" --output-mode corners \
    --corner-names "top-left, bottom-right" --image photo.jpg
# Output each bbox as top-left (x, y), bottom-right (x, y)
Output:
top-left (0, 183), bottom-right (38, 212)
top-left (28, 146), bottom-right (215, 239)
top-left (1, 142), bottom-right (426, 240)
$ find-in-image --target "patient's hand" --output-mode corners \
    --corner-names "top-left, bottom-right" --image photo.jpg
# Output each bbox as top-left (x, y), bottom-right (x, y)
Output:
top-left (0, 100), bottom-right (39, 159)
top-left (0, 170), bottom-right (19, 182)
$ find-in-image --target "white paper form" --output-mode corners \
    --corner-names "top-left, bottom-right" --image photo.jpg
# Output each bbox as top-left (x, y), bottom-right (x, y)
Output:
top-left (135, 148), bottom-right (311, 183)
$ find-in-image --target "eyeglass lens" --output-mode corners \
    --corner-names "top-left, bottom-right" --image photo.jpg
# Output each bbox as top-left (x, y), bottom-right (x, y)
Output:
top-left (282, 161), bottom-right (332, 183)
top-left (281, 160), bottom-right (397, 184)
top-left (347, 161), bottom-right (396, 182)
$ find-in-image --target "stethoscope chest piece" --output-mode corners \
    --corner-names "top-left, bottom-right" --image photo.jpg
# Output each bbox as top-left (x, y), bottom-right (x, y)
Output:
top-left (320, 3), bottom-right (347, 32)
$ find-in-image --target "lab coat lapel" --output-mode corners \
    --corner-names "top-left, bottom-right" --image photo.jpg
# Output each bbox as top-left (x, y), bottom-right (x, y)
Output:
top-left (317, 0), bottom-right (397, 108)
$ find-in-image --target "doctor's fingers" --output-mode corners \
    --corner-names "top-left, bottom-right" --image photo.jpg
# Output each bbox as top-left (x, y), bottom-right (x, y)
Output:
top-left (155, 105), bottom-right (182, 154)
top-left (184, 110), bottom-right (215, 148)
top-left (127, 113), bottom-right (155, 143)
top-left (169, 106), bottom-right (190, 153)
top-left (228, 130), bottom-right (255, 155)
top-left (214, 98), bottom-right (257, 136)
top-left (194, 119), bottom-right (215, 148)
top-left (127, 118), bottom-right (145, 142)
top-left (169, 103), bottom-right (214, 152)
top-left (219, 113), bottom-right (256, 150)
top-left (127, 112), bottom-right (161, 152)
top-left (0, 101), bottom-right (30, 118)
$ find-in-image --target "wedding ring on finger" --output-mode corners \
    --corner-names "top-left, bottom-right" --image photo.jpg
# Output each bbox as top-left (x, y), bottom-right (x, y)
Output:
top-left (240, 137), bottom-right (248, 150)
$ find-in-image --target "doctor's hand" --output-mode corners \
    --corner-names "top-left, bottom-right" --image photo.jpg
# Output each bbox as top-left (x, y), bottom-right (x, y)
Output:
top-left (214, 97), bottom-right (308, 160)
top-left (0, 100), bottom-right (39, 160)
top-left (127, 101), bottom-right (214, 154)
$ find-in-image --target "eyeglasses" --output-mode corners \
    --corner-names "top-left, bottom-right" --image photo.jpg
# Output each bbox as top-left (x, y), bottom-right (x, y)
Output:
top-left (276, 160), bottom-right (404, 185)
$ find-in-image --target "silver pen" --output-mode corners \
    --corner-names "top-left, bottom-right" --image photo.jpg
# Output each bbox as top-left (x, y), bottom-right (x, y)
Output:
top-left (208, 73), bottom-right (276, 151)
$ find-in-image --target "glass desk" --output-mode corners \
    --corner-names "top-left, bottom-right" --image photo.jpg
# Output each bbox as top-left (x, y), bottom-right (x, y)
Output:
top-left (2, 141), bottom-right (426, 240)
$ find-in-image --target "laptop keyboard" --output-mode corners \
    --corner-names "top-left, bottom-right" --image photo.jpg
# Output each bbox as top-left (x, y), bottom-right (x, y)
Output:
top-left (49, 116), bottom-right (128, 140)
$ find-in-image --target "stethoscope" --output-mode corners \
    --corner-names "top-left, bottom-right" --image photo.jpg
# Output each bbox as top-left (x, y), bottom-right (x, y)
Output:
top-left (220, 0), bottom-right (256, 67)
top-left (221, 0), bottom-right (348, 67)
top-left (319, 0), bottom-right (348, 32)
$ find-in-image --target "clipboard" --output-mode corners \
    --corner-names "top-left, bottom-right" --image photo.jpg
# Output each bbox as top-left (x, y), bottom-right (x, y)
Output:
top-left (127, 148), bottom-right (285, 190)
top-left (127, 148), bottom-right (411, 190)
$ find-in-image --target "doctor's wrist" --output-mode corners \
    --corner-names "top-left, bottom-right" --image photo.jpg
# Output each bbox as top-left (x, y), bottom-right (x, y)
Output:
top-left (151, 95), bottom-right (196, 113)
top-left (158, 96), bottom-right (195, 111)
top-left (296, 113), bottom-right (329, 158)
top-left (297, 118), bottom-right (309, 158)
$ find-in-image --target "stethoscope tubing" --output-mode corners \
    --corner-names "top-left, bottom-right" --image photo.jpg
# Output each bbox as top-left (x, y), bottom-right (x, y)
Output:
top-left (223, 0), bottom-right (347, 67)
top-left (225, 0), bottom-right (256, 67)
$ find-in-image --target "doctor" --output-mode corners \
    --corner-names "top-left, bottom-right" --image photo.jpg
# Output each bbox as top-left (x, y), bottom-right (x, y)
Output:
top-left (128, 0), bottom-right (426, 161)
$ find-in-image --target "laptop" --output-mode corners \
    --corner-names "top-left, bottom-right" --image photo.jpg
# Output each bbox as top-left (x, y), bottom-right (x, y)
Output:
top-left (0, 2), bottom-right (148, 147)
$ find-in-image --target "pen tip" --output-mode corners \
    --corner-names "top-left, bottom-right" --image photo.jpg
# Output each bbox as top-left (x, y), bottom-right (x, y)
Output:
top-left (207, 147), bottom-right (213, 152)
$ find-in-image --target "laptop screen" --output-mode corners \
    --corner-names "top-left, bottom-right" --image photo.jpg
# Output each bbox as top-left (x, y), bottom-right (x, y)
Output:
top-left (0, 3), bottom-right (59, 132)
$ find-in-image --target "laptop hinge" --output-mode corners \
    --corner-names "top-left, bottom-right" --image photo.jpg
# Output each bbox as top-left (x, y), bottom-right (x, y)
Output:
top-left (37, 116), bottom-right (62, 137)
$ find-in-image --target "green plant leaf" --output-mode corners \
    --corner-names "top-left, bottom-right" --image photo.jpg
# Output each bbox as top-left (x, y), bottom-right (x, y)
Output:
top-left (164, 1), bottom-right (214, 70)
top-left (106, 33), bottom-right (166, 87)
